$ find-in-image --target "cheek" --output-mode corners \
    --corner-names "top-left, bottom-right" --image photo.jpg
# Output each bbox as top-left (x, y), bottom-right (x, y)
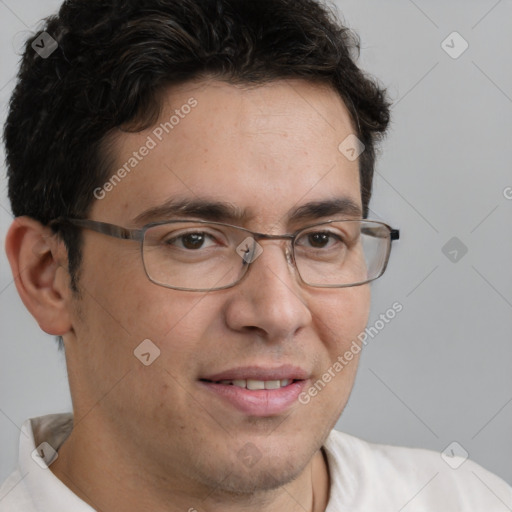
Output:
top-left (310, 285), bottom-right (371, 352)
top-left (81, 244), bottom-right (217, 342)
top-left (133, 290), bottom-right (223, 340)
top-left (299, 286), bottom-right (370, 426)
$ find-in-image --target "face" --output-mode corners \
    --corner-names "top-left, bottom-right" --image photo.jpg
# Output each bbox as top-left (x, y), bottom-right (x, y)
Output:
top-left (64, 79), bottom-right (371, 494)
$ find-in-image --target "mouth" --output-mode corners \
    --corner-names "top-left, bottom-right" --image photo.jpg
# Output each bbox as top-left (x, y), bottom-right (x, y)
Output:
top-left (199, 378), bottom-right (300, 390)
top-left (198, 365), bottom-right (309, 416)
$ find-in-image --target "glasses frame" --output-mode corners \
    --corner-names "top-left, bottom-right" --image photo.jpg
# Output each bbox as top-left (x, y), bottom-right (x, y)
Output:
top-left (50, 217), bottom-right (400, 291)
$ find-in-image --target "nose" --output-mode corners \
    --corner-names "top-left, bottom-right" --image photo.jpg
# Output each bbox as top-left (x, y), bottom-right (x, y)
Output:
top-left (223, 241), bottom-right (312, 341)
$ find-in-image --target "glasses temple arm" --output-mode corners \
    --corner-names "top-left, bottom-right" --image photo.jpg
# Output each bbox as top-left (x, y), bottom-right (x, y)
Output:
top-left (50, 218), bottom-right (144, 241)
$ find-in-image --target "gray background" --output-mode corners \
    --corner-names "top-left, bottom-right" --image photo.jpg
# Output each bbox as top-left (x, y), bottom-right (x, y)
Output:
top-left (1, 0), bottom-right (511, 489)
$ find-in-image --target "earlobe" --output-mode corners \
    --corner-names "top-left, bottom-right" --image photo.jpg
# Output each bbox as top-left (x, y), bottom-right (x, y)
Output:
top-left (5, 216), bottom-right (73, 336)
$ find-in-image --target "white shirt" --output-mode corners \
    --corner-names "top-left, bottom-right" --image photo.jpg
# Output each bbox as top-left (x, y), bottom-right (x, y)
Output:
top-left (0, 413), bottom-right (511, 511)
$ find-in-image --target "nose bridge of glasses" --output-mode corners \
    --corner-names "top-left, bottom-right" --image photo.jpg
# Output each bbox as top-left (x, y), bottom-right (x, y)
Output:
top-left (253, 232), bottom-right (295, 244)
top-left (239, 232), bottom-right (295, 267)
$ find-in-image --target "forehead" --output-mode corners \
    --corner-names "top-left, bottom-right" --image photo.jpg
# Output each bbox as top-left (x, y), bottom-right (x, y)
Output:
top-left (93, 79), bottom-right (362, 229)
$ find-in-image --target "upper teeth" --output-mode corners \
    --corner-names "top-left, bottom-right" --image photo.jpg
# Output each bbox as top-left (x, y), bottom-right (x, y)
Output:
top-left (218, 379), bottom-right (291, 390)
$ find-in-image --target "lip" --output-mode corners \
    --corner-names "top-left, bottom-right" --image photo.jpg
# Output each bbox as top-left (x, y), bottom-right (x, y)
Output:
top-left (201, 364), bottom-right (310, 382)
top-left (199, 379), bottom-right (308, 416)
top-left (199, 365), bottom-right (310, 417)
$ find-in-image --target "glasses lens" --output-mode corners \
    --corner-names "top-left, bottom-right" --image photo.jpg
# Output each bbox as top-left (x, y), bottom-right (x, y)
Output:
top-left (142, 222), bottom-right (245, 290)
top-left (141, 220), bottom-right (392, 290)
top-left (294, 220), bottom-right (391, 287)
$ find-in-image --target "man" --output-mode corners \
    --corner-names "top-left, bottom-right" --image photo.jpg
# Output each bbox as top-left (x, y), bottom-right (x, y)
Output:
top-left (0, 0), bottom-right (510, 510)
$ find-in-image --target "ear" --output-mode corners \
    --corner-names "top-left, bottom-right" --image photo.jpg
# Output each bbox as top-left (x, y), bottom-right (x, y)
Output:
top-left (5, 216), bottom-right (73, 336)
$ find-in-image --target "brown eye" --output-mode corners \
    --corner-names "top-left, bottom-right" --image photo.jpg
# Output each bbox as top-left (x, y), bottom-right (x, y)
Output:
top-left (180, 233), bottom-right (206, 249)
top-left (297, 230), bottom-right (343, 250)
top-left (307, 232), bottom-right (331, 248)
top-left (163, 232), bottom-right (214, 250)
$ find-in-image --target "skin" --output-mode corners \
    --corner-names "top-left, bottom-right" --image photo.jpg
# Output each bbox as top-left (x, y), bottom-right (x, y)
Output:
top-left (6, 79), bottom-right (370, 512)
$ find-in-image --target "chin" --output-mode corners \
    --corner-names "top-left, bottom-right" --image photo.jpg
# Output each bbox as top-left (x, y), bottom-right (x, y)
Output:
top-left (209, 460), bottom-right (306, 496)
top-left (189, 444), bottom-right (311, 497)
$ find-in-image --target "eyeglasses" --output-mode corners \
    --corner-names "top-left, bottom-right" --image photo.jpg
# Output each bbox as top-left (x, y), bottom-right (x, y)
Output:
top-left (50, 217), bottom-right (400, 292)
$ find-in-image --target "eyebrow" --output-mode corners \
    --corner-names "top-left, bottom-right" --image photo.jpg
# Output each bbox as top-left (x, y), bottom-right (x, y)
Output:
top-left (132, 196), bottom-right (363, 226)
